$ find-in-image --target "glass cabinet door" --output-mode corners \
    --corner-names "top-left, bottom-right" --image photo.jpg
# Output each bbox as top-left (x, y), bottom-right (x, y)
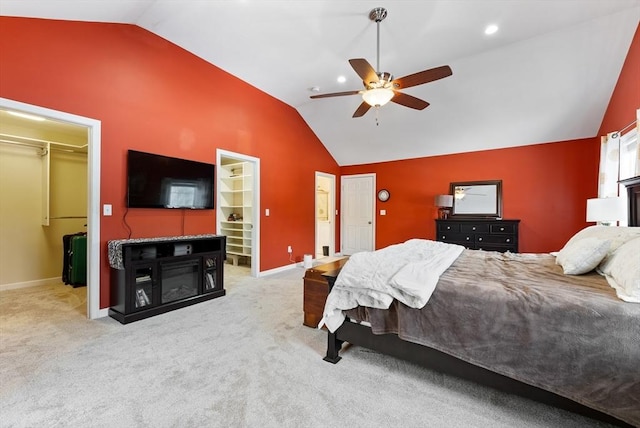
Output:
top-left (202, 255), bottom-right (222, 293)
top-left (132, 265), bottom-right (154, 310)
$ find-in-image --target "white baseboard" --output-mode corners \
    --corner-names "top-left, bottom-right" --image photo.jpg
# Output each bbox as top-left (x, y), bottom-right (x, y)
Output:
top-left (0, 277), bottom-right (62, 292)
top-left (257, 262), bottom-right (302, 277)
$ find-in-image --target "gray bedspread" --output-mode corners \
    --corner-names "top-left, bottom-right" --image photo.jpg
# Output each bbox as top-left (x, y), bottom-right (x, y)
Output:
top-left (344, 250), bottom-right (640, 426)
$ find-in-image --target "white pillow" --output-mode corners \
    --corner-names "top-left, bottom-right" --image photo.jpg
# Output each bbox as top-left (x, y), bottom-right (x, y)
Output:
top-left (560, 225), bottom-right (640, 256)
top-left (598, 237), bottom-right (640, 303)
top-left (556, 237), bottom-right (610, 275)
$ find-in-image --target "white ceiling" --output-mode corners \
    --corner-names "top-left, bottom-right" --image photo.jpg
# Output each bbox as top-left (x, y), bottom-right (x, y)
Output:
top-left (2, 0), bottom-right (639, 165)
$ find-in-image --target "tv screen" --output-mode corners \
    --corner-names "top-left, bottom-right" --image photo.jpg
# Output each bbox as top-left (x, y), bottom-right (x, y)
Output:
top-left (127, 150), bottom-right (215, 209)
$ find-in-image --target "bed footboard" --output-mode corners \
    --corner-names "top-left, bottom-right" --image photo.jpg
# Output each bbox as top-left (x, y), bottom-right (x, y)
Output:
top-left (323, 323), bottom-right (632, 427)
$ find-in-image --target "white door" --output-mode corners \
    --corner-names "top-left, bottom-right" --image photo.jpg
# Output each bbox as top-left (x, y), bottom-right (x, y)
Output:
top-left (341, 174), bottom-right (375, 255)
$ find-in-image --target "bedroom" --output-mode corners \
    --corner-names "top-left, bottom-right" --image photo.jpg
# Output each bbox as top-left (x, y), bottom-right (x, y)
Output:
top-left (0, 1), bottom-right (639, 425)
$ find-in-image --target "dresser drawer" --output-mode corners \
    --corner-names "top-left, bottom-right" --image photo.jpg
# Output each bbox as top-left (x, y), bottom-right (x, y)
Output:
top-left (476, 235), bottom-right (515, 245)
top-left (438, 223), bottom-right (460, 232)
top-left (439, 232), bottom-right (474, 244)
top-left (460, 223), bottom-right (489, 233)
top-left (490, 223), bottom-right (516, 234)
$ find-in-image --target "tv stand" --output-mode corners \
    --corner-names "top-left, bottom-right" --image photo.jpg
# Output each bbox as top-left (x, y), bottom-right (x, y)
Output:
top-left (107, 235), bottom-right (226, 324)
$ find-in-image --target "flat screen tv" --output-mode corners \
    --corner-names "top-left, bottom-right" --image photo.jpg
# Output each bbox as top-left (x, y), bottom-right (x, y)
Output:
top-left (127, 150), bottom-right (215, 209)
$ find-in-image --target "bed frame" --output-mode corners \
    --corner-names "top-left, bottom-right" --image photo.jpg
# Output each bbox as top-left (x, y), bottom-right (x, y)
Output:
top-left (322, 182), bottom-right (640, 427)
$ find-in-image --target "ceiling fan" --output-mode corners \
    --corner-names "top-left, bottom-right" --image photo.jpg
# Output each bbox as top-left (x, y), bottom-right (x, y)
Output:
top-left (310, 7), bottom-right (452, 118)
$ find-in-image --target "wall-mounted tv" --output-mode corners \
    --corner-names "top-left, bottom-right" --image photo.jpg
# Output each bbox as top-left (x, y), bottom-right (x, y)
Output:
top-left (127, 150), bottom-right (215, 209)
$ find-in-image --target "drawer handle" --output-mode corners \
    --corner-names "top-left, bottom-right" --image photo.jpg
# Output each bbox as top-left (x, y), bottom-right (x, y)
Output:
top-left (446, 226), bottom-right (451, 230)
top-left (442, 236), bottom-right (446, 240)
top-left (506, 238), bottom-right (510, 243)
top-left (478, 237), bottom-right (483, 241)
top-left (466, 236), bottom-right (470, 241)
top-left (472, 227), bottom-right (476, 231)
top-left (500, 227), bottom-right (505, 231)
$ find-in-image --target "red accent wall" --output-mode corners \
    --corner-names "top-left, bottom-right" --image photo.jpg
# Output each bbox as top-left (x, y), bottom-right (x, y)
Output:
top-left (341, 138), bottom-right (599, 253)
top-left (0, 17), bottom-right (340, 307)
top-left (599, 24), bottom-right (640, 135)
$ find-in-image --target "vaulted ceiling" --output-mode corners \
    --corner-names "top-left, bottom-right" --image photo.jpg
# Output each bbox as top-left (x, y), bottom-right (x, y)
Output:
top-left (1, 1), bottom-right (639, 165)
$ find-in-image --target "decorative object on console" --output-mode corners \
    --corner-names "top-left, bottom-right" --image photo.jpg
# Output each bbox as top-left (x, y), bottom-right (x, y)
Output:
top-left (449, 180), bottom-right (502, 218)
top-left (586, 197), bottom-right (626, 226)
top-left (434, 194), bottom-right (453, 219)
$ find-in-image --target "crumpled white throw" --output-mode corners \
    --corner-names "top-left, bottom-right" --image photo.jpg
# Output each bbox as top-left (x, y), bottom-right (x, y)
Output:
top-left (318, 239), bottom-right (464, 332)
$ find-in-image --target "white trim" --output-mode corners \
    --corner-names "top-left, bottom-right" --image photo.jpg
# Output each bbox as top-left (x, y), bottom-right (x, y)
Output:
top-left (216, 149), bottom-right (260, 277)
top-left (0, 277), bottom-right (62, 291)
top-left (257, 263), bottom-right (299, 277)
top-left (0, 97), bottom-right (102, 319)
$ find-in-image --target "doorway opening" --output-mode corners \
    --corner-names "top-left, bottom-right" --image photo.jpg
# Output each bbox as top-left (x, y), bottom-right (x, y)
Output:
top-left (315, 172), bottom-right (336, 261)
top-left (216, 149), bottom-right (260, 277)
top-left (0, 97), bottom-right (102, 319)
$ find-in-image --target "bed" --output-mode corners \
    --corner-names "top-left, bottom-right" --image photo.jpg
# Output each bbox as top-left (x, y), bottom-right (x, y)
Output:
top-left (320, 225), bottom-right (640, 427)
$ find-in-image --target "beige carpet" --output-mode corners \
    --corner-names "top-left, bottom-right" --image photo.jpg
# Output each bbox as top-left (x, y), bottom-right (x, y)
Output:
top-left (0, 264), bottom-right (615, 428)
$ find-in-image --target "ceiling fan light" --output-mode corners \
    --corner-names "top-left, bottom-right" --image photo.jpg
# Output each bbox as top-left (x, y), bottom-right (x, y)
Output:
top-left (362, 88), bottom-right (394, 107)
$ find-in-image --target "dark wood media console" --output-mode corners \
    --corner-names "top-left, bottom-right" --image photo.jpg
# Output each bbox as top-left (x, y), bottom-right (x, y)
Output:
top-left (108, 235), bottom-right (226, 324)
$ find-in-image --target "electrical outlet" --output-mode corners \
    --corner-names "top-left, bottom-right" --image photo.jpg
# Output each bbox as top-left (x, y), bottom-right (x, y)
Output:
top-left (287, 245), bottom-right (292, 254)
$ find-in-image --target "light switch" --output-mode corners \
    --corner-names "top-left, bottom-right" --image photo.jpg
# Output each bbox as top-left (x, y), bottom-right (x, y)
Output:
top-left (265, 208), bottom-right (270, 216)
top-left (103, 204), bottom-right (112, 216)
top-left (380, 209), bottom-right (386, 215)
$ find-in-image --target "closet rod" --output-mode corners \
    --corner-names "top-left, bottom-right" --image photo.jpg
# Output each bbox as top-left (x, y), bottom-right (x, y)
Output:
top-left (0, 138), bottom-right (87, 154)
top-left (0, 132), bottom-right (88, 149)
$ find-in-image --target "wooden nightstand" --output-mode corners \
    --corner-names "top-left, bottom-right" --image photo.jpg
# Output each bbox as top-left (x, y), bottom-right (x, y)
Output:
top-left (303, 258), bottom-right (348, 327)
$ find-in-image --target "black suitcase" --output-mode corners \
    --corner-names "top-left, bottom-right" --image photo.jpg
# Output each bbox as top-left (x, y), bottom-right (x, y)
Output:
top-left (62, 232), bottom-right (86, 286)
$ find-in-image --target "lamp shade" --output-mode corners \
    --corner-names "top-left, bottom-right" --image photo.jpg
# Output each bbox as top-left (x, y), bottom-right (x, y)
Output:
top-left (362, 88), bottom-right (394, 107)
top-left (586, 197), bottom-right (626, 222)
top-left (435, 194), bottom-right (454, 208)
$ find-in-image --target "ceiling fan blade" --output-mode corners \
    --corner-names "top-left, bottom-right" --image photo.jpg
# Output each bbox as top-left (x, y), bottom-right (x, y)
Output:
top-left (349, 58), bottom-right (379, 85)
top-left (392, 65), bottom-right (452, 89)
top-left (391, 91), bottom-right (430, 110)
top-left (310, 90), bottom-right (361, 99)
top-left (352, 101), bottom-right (372, 118)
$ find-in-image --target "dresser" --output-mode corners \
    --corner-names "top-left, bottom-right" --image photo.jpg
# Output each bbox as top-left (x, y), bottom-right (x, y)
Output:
top-left (303, 258), bottom-right (349, 327)
top-left (436, 219), bottom-right (520, 252)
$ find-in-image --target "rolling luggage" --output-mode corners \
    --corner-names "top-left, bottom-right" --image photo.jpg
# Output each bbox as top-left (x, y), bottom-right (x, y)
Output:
top-left (63, 233), bottom-right (87, 287)
top-left (62, 232), bottom-right (83, 284)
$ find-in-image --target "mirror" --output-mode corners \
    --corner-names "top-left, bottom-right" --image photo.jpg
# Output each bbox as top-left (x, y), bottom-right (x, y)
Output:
top-left (449, 180), bottom-right (502, 218)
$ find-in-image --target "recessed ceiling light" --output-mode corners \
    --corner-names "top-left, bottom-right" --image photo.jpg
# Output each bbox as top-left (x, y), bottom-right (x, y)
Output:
top-left (6, 110), bottom-right (47, 121)
top-left (484, 24), bottom-right (498, 35)
top-left (337, 75), bottom-right (347, 83)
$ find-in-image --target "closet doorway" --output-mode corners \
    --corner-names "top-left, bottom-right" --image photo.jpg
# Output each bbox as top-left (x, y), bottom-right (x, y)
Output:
top-left (0, 98), bottom-right (102, 319)
top-left (216, 149), bottom-right (260, 277)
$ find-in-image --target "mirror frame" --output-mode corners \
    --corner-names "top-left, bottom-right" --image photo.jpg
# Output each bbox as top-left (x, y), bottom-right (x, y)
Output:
top-left (449, 180), bottom-right (503, 218)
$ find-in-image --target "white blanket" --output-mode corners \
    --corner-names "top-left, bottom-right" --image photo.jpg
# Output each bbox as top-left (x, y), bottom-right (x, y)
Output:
top-left (318, 239), bottom-right (464, 332)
